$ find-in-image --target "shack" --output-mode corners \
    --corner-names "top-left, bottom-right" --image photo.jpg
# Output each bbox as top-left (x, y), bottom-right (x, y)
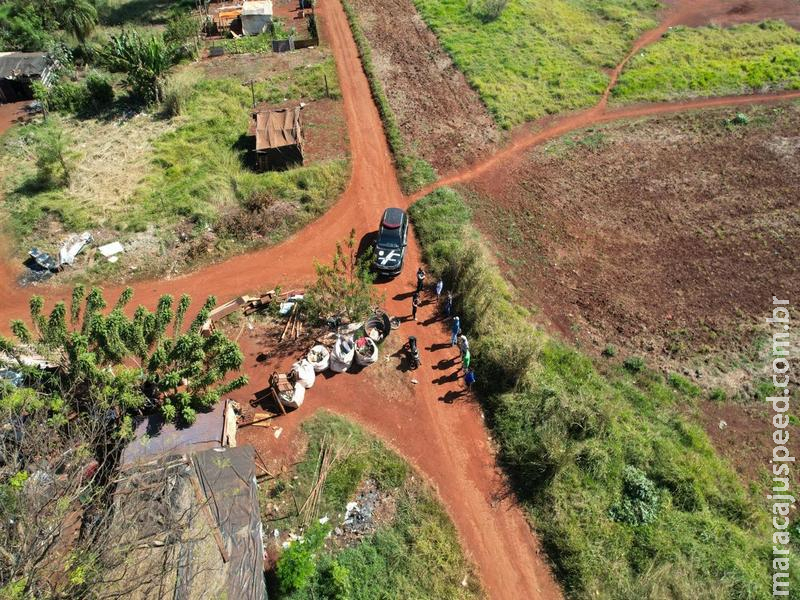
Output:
top-left (241, 0), bottom-right (273, 36)
top-left (249, 106), bottom-right (304, 171)
top-left (0, 52), bottom-right (54, 103)
top-left (105, 446), bottom-right (267, 599)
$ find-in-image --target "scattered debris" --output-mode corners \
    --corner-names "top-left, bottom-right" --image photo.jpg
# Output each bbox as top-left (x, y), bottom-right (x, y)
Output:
top-left (58, 231), bottom-right (92, 267)
top-left (719, 420), bottom-right (727, 430)
top-left (411, 379), bottom-right (418, 385)
top-left (28, 247), bottom-right (57, 271)
top-left (98, 241), bottom-right (124, 261)
top-left (0, 369), bottom-right (24, 387)
top-left (273, 427), bottom-right (283, 439)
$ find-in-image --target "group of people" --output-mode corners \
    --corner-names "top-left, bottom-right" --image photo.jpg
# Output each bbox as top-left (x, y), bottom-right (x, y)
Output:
top-left (412, 267), bottom-right (476, 391)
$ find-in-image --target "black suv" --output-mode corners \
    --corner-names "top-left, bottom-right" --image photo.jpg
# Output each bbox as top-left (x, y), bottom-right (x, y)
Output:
top-left (373, 207), bottom-right (408, 276)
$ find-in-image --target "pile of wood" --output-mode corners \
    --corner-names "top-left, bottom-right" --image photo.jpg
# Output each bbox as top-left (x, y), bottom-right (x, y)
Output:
top-left (201, 290), bottom-right (276, 336)
top-left (281, 303), bottom-right (303, 341)
top-left (299, 434), bottom-right (352, 527)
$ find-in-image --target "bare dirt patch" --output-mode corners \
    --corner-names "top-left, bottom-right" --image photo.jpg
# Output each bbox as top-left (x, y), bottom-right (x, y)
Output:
top-left (463, 102), bottom-right (800, 377)
top-left (694, 400), bottom-right (799, 490)
top-left (664, 0), bottom-right (800, 29)
top-left (348, 0), bottom-right (502, 173)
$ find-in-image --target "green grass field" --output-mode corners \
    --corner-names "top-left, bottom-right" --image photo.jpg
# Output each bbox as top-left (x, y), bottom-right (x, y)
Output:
top-left (409, 188), bottom-right (800, 598)
top-left (265, 412), bottom-right (484, 599)
top-left (0, 58), bottom-right (347, 275)
top-left (614, 20), bottom-right (800, 102)
top-left (411, 0), bottom-right (660, 127)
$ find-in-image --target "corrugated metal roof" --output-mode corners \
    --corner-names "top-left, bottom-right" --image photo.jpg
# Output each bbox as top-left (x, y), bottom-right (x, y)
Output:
top-left (0, 52), bottom-right (48, 80)
top-left (252, 106), bottom-right (303, 151)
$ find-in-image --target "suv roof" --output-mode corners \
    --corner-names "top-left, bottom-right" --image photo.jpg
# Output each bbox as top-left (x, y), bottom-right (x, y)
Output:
top-left (381, 207), bottom-right (405, 229)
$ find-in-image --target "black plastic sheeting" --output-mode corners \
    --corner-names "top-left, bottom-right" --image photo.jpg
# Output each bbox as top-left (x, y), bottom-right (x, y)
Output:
top-left (192, 446), bottom-right (267, 600)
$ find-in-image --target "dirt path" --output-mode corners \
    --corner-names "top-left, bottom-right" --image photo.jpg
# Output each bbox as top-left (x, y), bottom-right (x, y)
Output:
top-left (2, 1), bottom-right (799, 598)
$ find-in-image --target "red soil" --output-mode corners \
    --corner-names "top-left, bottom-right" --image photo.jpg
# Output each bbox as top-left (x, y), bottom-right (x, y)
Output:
top-left (2, 1), bottom-right (799, 598)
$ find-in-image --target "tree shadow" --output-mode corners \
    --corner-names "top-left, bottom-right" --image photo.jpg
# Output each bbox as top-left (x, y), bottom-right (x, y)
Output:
top-left (357, 231), bottom-right (377, 261)
top-left (100, 0), bottom-right (194, 26)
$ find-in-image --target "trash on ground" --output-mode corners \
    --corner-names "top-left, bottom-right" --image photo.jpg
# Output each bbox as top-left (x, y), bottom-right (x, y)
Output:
top-left (307, 344), bottom-right (330, 373)
top-left (28, 247), bottom-right (58, 271)
top-left (279, 294), bottom-right (304, 315)
top-left (98, 241), bottom-right (124, 260)
top-left (0, 369), bottom-right (24, 387)
top-left (273, 427), bottom-right (283, 439)
top-left (330, 335), bottom-right (355, 373)
top-left (58, 231), bottom-right (92, 267)
top-left (354, 337), bottom-right (378, 367)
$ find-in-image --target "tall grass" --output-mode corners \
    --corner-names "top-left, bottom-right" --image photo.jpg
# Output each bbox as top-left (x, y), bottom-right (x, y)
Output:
top-left (341, 0), bottom-right (437, 193)
top-left (409, 188), bottom-right (799, 597)
top-left (614, 20), bottom-right (800, 102)
top-left (271, 411), bottom-right (484, 600)
top-left (411, 0), bottom-right (660, 127)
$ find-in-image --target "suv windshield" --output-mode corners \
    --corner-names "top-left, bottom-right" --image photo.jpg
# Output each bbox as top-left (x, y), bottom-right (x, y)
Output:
top-left (378, 226), bottom-right (402, 249)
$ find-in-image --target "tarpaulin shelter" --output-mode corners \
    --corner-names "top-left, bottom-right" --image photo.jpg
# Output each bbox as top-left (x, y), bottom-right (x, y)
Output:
top-left (241, 0), bottom-right (273, 35)
top-left (0, 52), bottom-right (54, 103)
top-left (249, 106), bottom-right (304, 171)
top-left (106, 446), bottom-right (267, 599)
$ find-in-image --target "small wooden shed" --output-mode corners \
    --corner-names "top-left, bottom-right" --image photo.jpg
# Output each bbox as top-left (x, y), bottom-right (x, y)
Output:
top-left (249, 106), bottom-right (304, 171)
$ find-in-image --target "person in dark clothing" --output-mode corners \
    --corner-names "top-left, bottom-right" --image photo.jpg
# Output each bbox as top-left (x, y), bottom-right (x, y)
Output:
top-left (444, 290), bottom-right (453, 317)
top-left (411, 292), bottom-right (420, 321)
top-left (416, 267), bottom-right (426, 293)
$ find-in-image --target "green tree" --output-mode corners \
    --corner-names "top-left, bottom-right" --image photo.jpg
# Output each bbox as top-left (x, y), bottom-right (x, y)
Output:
top-left (3, 287), bottom-right (248, 426)
top-left (32, 119), bottom-right (76, 187)
top-left (304, 229), bottom-right (383, 323)
top-left (276, 523), bottom-right (331, 593)
top-left (58, 0), bottom-right (98, 46)
top-left (100, 30), bottom-right (177, 103)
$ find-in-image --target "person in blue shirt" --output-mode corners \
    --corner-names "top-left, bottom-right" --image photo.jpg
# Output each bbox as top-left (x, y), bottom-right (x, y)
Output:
top-left (451, 316), bottom-right (461, 346)
top-left (465, 367), bottom-right (476, 390)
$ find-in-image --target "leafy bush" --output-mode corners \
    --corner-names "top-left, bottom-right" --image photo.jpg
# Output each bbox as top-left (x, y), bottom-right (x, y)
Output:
top-left (303, 229), bottom-right (382, 323)
top-left (276, 523), bottom-right (331, 593)
top-left (100, 30), bottom-right (178, 104)
top-left (609, 465), bottom-right (661, 525)
top-left (601, 344), bottom-right (617, 357)
top-left (84, 71), bottom-right (115, 110)
top-left (44, 81), bottom-right (88, 113)
top-left (623, 356), bottom-right (645, 374)
top-left (467, 0), bottom-right (508, 22)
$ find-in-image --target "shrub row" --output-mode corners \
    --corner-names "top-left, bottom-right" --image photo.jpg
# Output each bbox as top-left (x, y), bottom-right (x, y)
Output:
top-left (34, 72), bottom-right (114, 115)
top-left (340, 0), bottom-right (436, 193)
top-left (409, 187), bottom-right (793, 597)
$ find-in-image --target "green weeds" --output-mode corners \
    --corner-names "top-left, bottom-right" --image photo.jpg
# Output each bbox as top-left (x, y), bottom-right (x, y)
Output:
top-left (409, 187), bottom-right (798, 597)
top-left (614, 20), bottom-right (800, 102)
top-left (267, 412), bottom-right (482, 600)
top-left (411, 0), bottom-right (660, 127)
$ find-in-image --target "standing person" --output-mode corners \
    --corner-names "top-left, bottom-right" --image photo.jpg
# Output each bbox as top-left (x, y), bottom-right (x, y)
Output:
top-left (411, 292), bottom-right (420, 321)
top-left (461, 348), bottom-right (471, 372)
top-left (444, 290), bottom-right (453, 317)
top-left (416, 267), bottom-right (426, 293)
top-left (450, 316), bottom-right (461, 346)
top-left (458, 334), bottom-right (469, 357)
top-left (465, 367), bottom-right (476, 390)
top-left (435, 279), bottom-right (444, 301)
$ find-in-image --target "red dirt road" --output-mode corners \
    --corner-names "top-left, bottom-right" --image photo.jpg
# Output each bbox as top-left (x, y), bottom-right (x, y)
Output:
top-left (2, 1), bottom-right (800, 598)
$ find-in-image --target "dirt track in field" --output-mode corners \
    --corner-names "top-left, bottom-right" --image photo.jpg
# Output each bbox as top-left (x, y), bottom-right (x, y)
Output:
top-left (2, 0), bottom-right (800, 598)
